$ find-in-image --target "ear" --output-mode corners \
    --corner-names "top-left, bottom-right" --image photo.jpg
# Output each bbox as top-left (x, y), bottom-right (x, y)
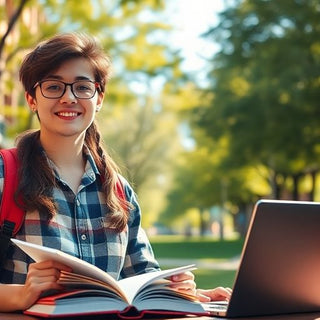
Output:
top-left (96, 92), bottom-right (104, 112)
top-left (25, 92), bottom-right (37, 112)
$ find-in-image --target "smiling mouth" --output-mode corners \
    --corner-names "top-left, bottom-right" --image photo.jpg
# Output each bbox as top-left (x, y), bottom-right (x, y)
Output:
top-left (55, 112), bottom-right (81, 117)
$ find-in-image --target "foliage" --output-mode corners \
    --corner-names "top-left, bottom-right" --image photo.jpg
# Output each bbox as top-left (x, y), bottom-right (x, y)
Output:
top-left (197, 0), bottom-right (320, 200)
top-left (160, 0), bottom-right (320, 233)
top-left (0, 0), bottom-right (192, 227)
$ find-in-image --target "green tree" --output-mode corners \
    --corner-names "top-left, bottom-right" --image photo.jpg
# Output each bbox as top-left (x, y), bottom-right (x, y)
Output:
top-left (198, 0), bottom-right (320, 200)
top-left (0, 0), bottom-right (29, 80)
top-left (1, 0), bottom-right (173, 135)
top-left (160, 125), bottom-right (269, 237)
top-left (1, 0), bottom-right (192, 227)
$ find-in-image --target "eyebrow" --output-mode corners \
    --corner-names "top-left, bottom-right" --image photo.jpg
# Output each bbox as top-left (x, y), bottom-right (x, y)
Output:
top-left (44, 75), bottom-right (93, 81)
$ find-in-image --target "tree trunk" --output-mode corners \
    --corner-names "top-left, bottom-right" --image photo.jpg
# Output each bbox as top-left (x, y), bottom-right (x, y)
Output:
top-left (0, 0), bottom-right (30, 105)
top-left (199, 208), bottom-right (206, 236)
top-left (309, 170), bottom-right (317, 201)
top-left (270, 170), bottom-right (281, 199)
top-left (292, 174), bottom-right (299, 200)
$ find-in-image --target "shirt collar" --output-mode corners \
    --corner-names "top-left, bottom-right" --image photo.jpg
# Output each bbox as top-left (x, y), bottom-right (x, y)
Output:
top-left (43, 145), bottom-right (101, 182)
top-left (83, 145), bottom-right (101, 178)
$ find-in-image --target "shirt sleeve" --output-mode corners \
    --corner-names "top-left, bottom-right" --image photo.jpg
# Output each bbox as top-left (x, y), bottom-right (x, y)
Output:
top-left (119, 177), bottom-right (161, 278)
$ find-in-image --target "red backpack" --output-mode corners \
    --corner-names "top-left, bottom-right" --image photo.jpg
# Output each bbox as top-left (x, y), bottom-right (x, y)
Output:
top-left (0, 148), bottom-right (24, 267)
top-left (0, 148), bottom-right (126, 267)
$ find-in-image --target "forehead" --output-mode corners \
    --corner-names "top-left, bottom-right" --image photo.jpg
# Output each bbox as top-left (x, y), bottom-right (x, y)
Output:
top-left (45, 58), bottom-right (95, 81)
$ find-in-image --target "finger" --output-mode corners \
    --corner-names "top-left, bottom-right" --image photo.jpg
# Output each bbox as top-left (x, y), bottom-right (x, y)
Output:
top-left (171, 271), bottom-right (195, 282)
top-left (197, 293), bottom-right (211, 302)
top-left (27, 273), bottom-right (62, 286)
top-left (28, 267), bottom-right (62, 279)
top-left (29, 260), bottom-right (72, 272)
top-left (196, 287), bottom-right (232, 301)
top-left (25, 280), bottom-right (64, 302)
top-left (223, 287), bottom-right (233, 295)
top-left (210, 286), bottom-right (232, 298)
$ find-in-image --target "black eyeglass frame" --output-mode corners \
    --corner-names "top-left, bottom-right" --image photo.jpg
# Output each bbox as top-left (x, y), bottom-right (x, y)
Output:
top-left (33, 79), bottom-right (101, 99)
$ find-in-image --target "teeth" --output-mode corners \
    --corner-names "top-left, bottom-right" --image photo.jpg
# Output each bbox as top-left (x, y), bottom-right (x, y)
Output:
top-left (57, 112), bottom-right (78, 117)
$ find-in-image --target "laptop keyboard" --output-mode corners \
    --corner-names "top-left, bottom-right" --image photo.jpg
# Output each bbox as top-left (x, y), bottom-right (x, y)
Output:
top-left (202, 301), bottom-right (229, 312)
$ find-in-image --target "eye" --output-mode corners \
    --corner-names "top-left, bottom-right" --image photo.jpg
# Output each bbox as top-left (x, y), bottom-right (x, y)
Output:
top-left (74, 82), bottom-right (94, 92)
top-left (43, 81), bottom-right (64, 92)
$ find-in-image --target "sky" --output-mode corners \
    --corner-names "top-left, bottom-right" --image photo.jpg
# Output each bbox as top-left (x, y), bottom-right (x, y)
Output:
top-left (166, 0), bottom-right (225, 82)
top-left (128, 0), bottom-right (226, 95)
top-left (163, 0), bottom-right (225, 148)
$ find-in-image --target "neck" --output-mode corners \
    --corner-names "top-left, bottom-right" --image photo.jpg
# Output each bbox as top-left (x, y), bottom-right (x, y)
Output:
top-left (40, 132), bottom-right (87, 193)
top-left (40, 132), bottom-right (85, 168)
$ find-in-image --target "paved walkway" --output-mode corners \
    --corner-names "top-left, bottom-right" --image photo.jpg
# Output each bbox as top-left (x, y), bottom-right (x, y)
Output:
top-left (157, 256), bottom-right (240, 270)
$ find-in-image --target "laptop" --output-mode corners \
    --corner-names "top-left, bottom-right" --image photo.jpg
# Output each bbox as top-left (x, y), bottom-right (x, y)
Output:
top-left (203, 199), bottom-right (320, 317)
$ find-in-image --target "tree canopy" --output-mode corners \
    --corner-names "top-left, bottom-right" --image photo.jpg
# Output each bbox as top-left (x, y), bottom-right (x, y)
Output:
top-left (197, 0), bottom-right (320, 200)
top-left (4, 0), bottom-right (320, 234)
top-left (0, 0), bottom-right (191, 227)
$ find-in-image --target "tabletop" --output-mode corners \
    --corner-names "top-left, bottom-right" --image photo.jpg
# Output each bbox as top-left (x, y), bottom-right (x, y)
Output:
top-left (2, 312), bottom-right (320, 320)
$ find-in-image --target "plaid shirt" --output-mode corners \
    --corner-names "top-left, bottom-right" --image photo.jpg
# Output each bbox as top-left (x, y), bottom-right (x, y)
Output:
top-left (0, 148), bottom-right (160, 284)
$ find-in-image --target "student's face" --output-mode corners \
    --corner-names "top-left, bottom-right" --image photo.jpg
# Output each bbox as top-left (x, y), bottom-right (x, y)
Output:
top-left (25, 58), bottom-right (104, 141)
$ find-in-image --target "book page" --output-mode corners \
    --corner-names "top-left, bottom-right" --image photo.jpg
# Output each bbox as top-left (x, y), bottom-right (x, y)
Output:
top-left (12, 238), bottom-right (196, 305)
top-left (58, 271), bottom-right (125, 299)
top-left (11, 238), bottom-right (122, 293)
top-left (118, 264), bottom-right (196, 303)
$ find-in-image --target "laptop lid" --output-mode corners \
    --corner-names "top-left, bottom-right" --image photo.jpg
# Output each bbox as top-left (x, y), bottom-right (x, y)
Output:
top-left (215, 199), bottom-right (320, 317)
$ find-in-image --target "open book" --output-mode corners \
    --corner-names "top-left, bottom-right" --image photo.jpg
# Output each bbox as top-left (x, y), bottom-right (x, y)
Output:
top-left (11, 238), bottom-right (209, 318)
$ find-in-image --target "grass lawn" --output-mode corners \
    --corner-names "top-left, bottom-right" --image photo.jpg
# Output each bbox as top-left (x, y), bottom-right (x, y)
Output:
top-left (149, 235), bottom-right (244, 288)
top-left (192, 269), bottom-right (237, 289)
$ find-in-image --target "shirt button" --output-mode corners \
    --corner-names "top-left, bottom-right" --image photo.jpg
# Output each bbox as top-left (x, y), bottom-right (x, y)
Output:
top-left (76, 199), bottom-right (80, 206)
top-left (81, 234), bottom-right (87, 241)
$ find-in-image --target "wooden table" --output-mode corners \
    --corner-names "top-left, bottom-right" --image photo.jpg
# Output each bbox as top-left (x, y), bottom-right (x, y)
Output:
top-left (1, 312), bottom-right (320, 320)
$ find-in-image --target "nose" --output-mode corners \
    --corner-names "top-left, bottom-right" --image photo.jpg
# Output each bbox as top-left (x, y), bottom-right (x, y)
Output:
top-left (59, 84), bottom-right (77, 103)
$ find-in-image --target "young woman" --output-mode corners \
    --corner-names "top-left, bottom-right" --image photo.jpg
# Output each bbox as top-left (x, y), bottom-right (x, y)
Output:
top-left (0, 33), bottom-right (231, 311)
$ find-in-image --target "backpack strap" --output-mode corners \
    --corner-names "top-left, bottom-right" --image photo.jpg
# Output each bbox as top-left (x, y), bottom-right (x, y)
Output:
top-left (0, 148), bottom-right (25, 267)
top-left (115, 177), bottom-right (126, 204)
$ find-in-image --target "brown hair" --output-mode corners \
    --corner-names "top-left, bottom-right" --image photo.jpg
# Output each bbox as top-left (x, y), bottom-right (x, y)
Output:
top-left (16, 33), bottom-right (130, 232)
top-left (19, 32), bottom-right (111, 96)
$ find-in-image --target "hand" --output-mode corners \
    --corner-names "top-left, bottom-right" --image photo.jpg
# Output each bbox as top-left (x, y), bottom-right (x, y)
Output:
top-left (196, 287), bottom-right (232, 302)
top-left (16, 260), bottom-right (72, 310)
top-left (170, 271), bottom-right (197, 296)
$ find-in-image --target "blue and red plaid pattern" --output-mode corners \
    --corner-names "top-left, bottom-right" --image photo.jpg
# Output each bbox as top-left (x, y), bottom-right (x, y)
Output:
top-left (0, 149), bottom-right (160, 284)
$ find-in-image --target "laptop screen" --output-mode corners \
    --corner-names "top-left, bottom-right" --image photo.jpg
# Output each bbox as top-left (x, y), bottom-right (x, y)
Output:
top-left (224, 200), bottom-right (320, 317)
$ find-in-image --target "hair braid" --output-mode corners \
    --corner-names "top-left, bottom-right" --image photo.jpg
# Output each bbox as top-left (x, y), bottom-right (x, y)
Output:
top-left (15, 130), bottom-right (57, 219)
top-left (85, 122), bottom-right (130, 231)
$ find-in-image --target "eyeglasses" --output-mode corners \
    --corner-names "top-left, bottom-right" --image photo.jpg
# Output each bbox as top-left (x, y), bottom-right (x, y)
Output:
top-left (33, 80), bottom-right (100, 99)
